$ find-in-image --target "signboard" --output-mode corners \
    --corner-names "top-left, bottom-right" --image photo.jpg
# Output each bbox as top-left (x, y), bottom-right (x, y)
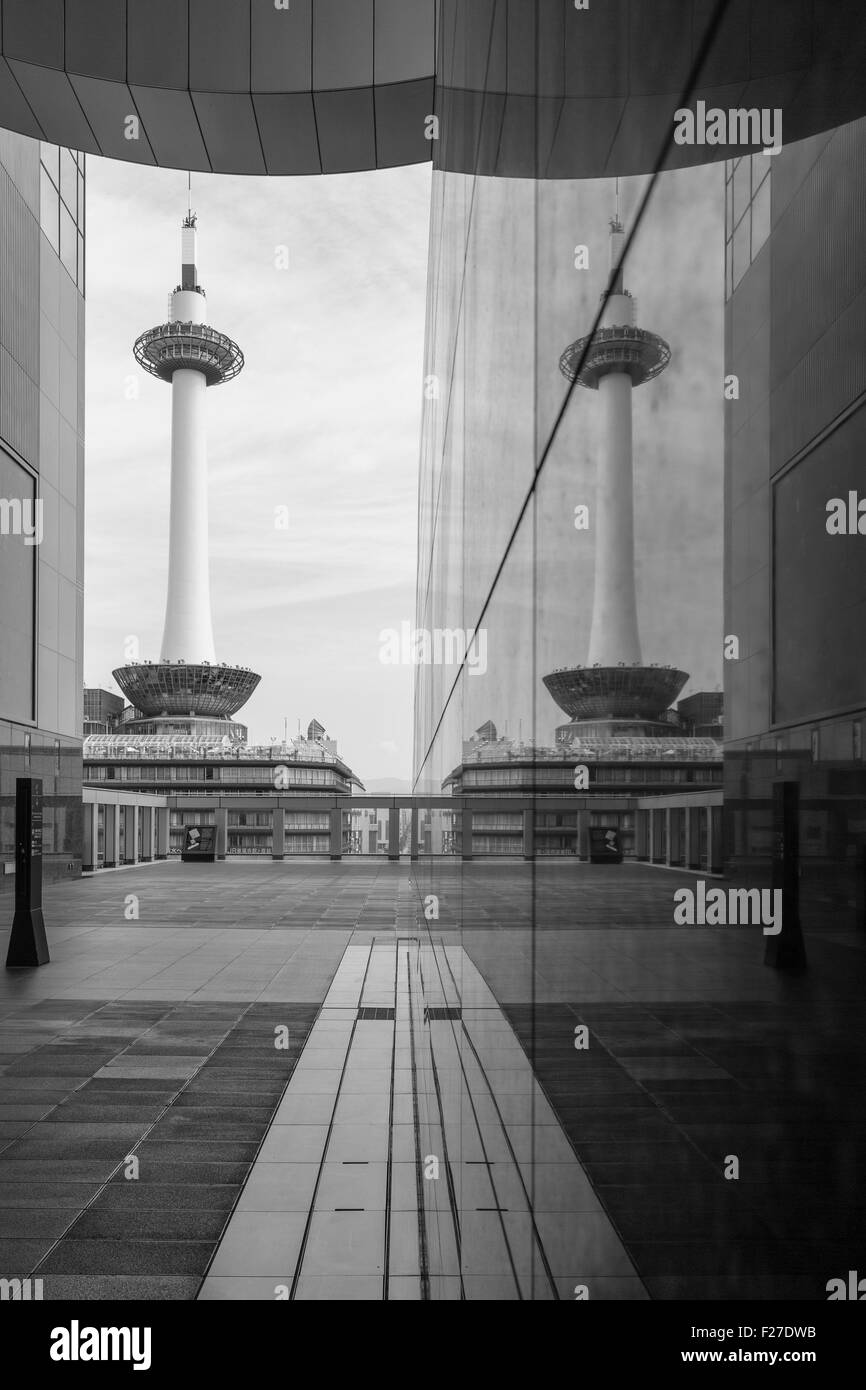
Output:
top-left (589, 826), bottom-right (623, 864)
top-left (181, 824), bottom-right (216, 863)
top-left (6, 777), bottom-right (50, 967)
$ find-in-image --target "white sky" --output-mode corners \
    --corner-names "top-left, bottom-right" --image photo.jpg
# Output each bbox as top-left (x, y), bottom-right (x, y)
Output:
top-left (83, 157), bottom-right (432, 784)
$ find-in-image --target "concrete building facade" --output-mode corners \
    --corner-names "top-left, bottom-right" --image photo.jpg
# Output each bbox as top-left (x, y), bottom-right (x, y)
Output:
top-left (0, 131), bottom-right (85, 892)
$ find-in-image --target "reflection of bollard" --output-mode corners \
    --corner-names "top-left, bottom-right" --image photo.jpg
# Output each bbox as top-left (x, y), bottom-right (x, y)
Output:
top-left (764, 781), bottom-right (807, 972)
top-left (6, 778), bottom-right (50, 967)
top-left (858, 846), bottom-right (866, 932)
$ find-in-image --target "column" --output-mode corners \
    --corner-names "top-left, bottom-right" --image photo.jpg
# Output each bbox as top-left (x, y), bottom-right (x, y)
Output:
top-left (83, 799), bottom-right (99, 872)
top-left (123, 805), bottom-right (139, 865)
top-left (329, 807), bottom-right (342, 861)
top-left (648, 808), bottom-right (656, 863)
top-left (155, 807), bottom-right (170, 859)
top-left (272, 806), bottom-right (285, 860)
top-left (140, 806), bottom-right (153, 862)
top-left (215, 807), bottom-right (228, 861)
top-left (683, 806), bottom-right (692, 870)
top-left (522, 808), bottom-right (534, 860)
top-left (576, 808), bottom-right (588, 861)
top-left (709, 805), bottom-right (724, 875)
top-left (103, 803), bottom-right (120, 868)
top-left (461, 809), bottom-right (473, 861)
top-left (387, 807), bottom-right (400, 861)
top-left (690, 806), bottom-right (702, 869)
top-left (636, 808), bottom-right (649, 861)
top-left (410, 806), bottom-right (419, 862)
top-left (664, 808), bottom-right (672, 866)
top-left (653, 808), bottom-right (666, 863)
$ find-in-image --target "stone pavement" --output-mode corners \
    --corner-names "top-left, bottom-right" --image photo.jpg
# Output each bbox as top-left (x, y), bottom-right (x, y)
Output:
top-left (0, 859), bottom-right (863, 1299)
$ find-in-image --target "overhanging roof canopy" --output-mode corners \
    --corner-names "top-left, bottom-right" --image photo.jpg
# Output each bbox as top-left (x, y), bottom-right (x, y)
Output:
top-left (1, 0), bottom-right (866, 178)
top-left (0, 0), bottom-right (437, 173)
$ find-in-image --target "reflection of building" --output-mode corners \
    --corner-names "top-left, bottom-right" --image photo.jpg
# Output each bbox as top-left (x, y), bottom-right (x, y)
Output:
top-left (416, 806), bottom-right (458, 856)
top-left (83, 723), bottom-right (361, 859)
top-left (446, 722), bottom-right (721, 859)
top-left (113, 213), bottom-right (259, 741)
top-left (678, 691), bottom-right (724, 739)
top-left (724, 123), bottom-right (866, 927)
top-left (526, 215), bottom-right (721, 856)
top-left (0, 135), bottom-right (85, 890)
top-left (83, 688), bottom-right (124, 737)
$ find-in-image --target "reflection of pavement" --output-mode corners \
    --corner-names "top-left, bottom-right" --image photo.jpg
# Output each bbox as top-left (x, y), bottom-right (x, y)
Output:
top-left (0, 859), bottom-right (863, 1298)
top-left (435, 862), bottom-right (866, 1300)
top-left (200, 936), bottom-right (645, 1300)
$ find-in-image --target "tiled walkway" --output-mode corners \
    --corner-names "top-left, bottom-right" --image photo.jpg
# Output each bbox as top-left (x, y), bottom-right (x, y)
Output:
top-left (199, 936), bottom-right (643, 1300)
top-left (1, 859), bottom-right (864, 1299)
top-left (0, 999), bottom-right (319, 1297)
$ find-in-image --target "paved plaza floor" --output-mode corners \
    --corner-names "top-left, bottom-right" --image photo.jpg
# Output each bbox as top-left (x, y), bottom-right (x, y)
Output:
top-left (0, 860), bottom-right (864, 1299)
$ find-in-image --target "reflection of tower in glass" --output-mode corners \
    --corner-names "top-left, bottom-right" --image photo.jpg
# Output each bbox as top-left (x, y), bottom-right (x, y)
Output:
top-left (544, 215), bottom-right (688, 741)
top-left (113, 214), bottom-right (260, 738)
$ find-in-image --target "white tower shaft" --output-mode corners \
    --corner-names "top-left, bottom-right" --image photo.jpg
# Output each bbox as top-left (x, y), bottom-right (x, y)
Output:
top-left (160, 366), bottom-right (215, 662)
top-left (587, 233), bottom-right (642, 667)
top-left (588, 370), bottom-right (642, 666)
top-left (158, 220), bottom-right (216, 664)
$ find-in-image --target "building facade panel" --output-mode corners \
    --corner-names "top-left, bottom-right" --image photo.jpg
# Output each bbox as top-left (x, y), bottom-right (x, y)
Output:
top-left (0, 129), bottom-right (84, 891)
top-left (724, 117), bottom-right (866, 925)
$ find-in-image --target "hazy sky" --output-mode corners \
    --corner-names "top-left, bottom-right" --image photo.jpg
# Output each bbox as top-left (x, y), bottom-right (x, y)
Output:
top-left (84, 157), bottom-right (432, 783)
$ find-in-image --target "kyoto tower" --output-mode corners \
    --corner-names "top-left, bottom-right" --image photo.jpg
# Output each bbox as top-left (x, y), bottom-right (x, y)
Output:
top-left (113, 213), bottom-right (260, 737)
top-left (544, 213), bottom-right (688, 741)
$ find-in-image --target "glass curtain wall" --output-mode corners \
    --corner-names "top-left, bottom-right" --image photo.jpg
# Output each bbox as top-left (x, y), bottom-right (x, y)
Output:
top-left (404, 0), bottom-right (853, 1301)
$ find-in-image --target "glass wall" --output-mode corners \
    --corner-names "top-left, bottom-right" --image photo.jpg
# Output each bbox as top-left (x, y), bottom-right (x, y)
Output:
top-left (406, 0), bottom-right (866, 1301)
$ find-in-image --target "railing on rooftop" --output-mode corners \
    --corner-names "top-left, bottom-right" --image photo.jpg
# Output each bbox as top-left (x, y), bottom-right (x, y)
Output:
top-left (83, 734), bottom-right (347, 764)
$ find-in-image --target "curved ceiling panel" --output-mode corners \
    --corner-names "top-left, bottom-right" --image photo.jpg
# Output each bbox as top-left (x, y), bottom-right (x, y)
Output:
top-left (0, 0), bottom-right (437, 174)
top-left (1, 1), bottom-right (865, 178)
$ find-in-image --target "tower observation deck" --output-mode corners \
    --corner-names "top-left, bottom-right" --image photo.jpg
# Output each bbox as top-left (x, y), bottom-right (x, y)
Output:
top-left (114, 215), bottom-right (259, 736)
top-left (544, 215), bottom-right (688, 742)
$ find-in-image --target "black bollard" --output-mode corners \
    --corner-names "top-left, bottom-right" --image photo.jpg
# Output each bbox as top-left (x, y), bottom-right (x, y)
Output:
top-left (6, 777), bottom-right (50, 967)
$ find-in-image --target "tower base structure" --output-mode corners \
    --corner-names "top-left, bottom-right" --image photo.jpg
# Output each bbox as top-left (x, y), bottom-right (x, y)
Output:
top-left (545, 663), bottom-right (698, 755)
top-left (544, 665), bottom-right (688, 722)
top-left (112, 661), bottom-right (260, 743)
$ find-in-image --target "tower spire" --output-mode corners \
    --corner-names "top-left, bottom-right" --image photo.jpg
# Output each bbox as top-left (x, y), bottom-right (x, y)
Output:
top-left (180, 204), bottom-right (199, 291)
top-left (608, 181), bottom-right (625, 294)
